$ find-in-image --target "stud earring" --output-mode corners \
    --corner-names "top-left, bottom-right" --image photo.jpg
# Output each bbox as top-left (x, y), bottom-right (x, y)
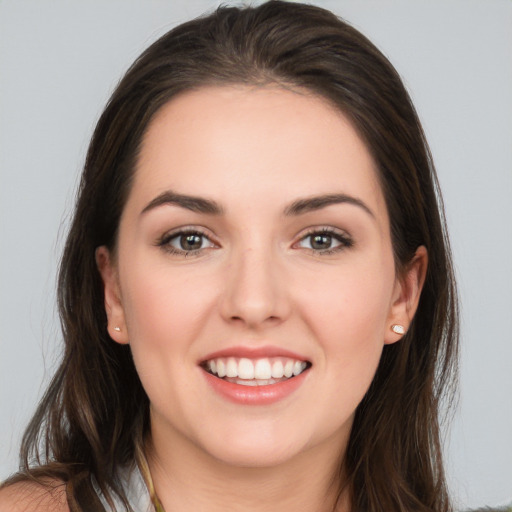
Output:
top-left (114, 326), bottom-right (121, 332)
top-left (391, 324), bottom-right (405, 335)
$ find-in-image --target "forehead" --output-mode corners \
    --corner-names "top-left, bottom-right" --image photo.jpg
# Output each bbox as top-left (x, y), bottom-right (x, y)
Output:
top-left (131, 85), bottom-right (386, 218)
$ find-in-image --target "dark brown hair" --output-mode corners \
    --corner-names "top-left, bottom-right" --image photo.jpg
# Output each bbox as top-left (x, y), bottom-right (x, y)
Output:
top-left (4, 2), bottom-right (458, 510)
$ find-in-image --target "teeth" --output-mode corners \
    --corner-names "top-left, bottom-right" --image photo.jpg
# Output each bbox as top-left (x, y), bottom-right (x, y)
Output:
top-left (226, 357), bottom-right (237, 378)
top-left (216, 359), bottom-right (226, 378)
top-left (226, 378), bottom-right (278, 386)
top-left (254, 359), bottom-right (272, 379)
top-left (284, 360), bottom-right (294, 378)
top-left (238, 358), bottom-right (254, 379)
top-left (205, 356), bottom-right (309, 382)
top-left (271, 360), bottom-right (284, 378)
top-left (293, 361), bottom-right (306, 376)
top-left (237, 379), bottom-right (258, 386)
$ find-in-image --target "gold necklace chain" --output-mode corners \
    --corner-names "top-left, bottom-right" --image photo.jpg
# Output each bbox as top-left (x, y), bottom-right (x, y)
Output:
top-left (135, 444), bottom-right (166, 512)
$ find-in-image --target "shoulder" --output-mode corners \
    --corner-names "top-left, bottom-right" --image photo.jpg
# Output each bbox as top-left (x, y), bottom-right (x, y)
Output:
top-left (0, 479), bottom-right (69, 512)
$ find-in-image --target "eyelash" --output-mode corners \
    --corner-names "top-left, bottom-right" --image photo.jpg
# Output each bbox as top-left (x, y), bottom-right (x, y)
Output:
top-left (294, 227), bottom-right (353, 255)
top-left (156, 227), bottom-right (353, 257)
top-left (157, 228), bottom-right (216, 257)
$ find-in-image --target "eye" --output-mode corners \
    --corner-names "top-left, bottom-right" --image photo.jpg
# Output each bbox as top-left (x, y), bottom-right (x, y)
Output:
top-left (296, 229), bottom-right (353, 254)
top-left (158, 229), bottom-right (216, 255)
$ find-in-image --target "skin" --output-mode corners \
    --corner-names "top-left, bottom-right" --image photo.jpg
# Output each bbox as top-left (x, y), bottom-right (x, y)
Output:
top-left (0, 480), bottom-right (69, 512)
top-left (90, 85), bottom-right (427, 512)
top-left (0, 85), bottom-right (427, 512)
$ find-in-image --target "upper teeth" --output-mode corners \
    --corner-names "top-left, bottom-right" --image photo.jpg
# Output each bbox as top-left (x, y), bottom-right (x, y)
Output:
top-left (206, 357), bottom-right (308, 380)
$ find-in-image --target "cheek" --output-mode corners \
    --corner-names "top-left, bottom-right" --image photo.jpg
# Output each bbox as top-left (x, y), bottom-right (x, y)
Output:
top-left (301, 261), bottom-right (393, 342)
top-left (121, 257), bottom-right (213, 338)
top-left (118, 261), bottom-right (216, 383)
top-left (298, 257), bottom-right (394, 392)
top-left (118, 265), bottom-right (218, 423)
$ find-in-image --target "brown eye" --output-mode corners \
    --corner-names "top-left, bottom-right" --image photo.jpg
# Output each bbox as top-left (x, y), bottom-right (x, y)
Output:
top-left (179, 233), bottom-right (204, 251)
top-left (296, 229), bottom-right (353, 254)
top-left (159, 230), bottom-right (215, 254)
top-left (310, 234), bottom-right (334, 250)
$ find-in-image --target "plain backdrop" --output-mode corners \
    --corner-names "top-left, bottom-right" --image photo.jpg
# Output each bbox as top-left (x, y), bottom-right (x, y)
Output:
top-left (1, 0), bottom-right (511, 509)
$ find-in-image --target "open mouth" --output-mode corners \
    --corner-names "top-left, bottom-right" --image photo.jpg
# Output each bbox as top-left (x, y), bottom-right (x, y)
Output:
top-left (201, 357), bottom-right (312, 386)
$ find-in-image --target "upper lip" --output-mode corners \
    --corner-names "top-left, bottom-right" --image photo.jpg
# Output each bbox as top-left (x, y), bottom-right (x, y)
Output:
top-left (200, 345), bottom-right (310, 363)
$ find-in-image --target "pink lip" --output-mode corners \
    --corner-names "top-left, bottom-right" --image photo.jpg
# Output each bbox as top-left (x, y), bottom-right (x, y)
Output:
top-left (200, 345), bottom-right (309, 363)
top-left (201, 367), bottom-right (309, 405)
top-left (199, 345), bottom-right (311, 405)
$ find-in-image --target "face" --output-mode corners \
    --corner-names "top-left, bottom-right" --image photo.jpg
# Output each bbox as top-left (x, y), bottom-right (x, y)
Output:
top-left (98, 86), bottom-right (425, 469)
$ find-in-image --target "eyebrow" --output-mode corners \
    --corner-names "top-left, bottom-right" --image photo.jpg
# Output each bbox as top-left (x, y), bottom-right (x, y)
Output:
top-left (140, 190), bottom-right (374, 219)
top-left (141, 191), bottom-right (224, 216)
top-left (284, 193), bottom-right (375, 218)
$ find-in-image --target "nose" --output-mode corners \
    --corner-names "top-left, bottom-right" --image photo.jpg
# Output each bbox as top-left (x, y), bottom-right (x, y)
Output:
top-left (219, 243), bottom-right (291, 329)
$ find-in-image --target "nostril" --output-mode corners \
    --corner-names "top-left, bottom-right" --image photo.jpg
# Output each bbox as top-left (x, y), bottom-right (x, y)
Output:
top-left (228, 313), bottom-right (282, 327)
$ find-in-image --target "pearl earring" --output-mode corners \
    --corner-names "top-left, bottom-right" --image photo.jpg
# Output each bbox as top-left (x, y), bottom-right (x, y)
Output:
top-left (391, 324), bottom-right (405, 335)
top-left (114, 326), bottom-right (121, 332)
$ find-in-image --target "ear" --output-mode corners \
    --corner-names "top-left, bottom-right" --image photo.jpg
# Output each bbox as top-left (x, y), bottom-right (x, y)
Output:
top-left (385, 245), bottom-right (428, 345)
top-left (95, 246), bottom-right (129, 345)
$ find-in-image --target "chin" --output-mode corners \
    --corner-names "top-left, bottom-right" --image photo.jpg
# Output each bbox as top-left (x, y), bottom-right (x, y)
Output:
top-left (211, 443), bottom-right (304, 469)
top-left (198, 425), bottom-right (308, 469)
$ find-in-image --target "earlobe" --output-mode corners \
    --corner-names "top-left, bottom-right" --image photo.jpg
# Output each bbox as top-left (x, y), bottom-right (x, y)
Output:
top-left (385, 246), bottom-right (428, 345)
top-left (95, 246), bottom-right (129, 345)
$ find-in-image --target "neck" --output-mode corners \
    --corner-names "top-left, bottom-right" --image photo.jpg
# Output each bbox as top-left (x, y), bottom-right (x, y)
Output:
top-left (146, 424), bottom-right (350, 512)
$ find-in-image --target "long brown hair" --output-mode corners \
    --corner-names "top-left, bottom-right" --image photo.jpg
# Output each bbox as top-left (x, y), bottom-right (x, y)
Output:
top-left (4, 2), bottom-right (458, 510)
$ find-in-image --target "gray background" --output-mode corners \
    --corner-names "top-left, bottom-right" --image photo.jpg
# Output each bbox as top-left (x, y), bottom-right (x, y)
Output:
top-left (1, 0), bottom-right (511, 509)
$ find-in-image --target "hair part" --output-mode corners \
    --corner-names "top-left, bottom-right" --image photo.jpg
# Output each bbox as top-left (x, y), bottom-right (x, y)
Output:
top-left (5, 2), bottom-right (458, 511)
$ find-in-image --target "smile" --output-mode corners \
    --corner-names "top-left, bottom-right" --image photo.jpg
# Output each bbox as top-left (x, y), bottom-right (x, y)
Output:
top-left (200, 350), bottom-right (312, 405)
top-left (203, 357), bottom-right (310, 386)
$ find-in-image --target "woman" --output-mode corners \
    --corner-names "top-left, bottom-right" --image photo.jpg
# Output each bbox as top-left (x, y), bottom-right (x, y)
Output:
top-left (0, 1), bottom-right (459, 511)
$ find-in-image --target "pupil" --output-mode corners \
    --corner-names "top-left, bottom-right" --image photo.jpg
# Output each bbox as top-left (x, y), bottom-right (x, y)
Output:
top-left (311, 234), bottom-right (331, 249)
top-left (181, 234), bottom-right (202, 250)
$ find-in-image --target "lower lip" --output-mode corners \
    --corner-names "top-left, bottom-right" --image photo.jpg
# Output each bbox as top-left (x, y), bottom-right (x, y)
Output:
top-left (202, 368), bottom-right (309, 405)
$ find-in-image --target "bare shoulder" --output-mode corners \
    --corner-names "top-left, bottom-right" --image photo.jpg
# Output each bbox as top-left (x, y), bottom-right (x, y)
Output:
top-left (0, 479), bottom-right (69, 512)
